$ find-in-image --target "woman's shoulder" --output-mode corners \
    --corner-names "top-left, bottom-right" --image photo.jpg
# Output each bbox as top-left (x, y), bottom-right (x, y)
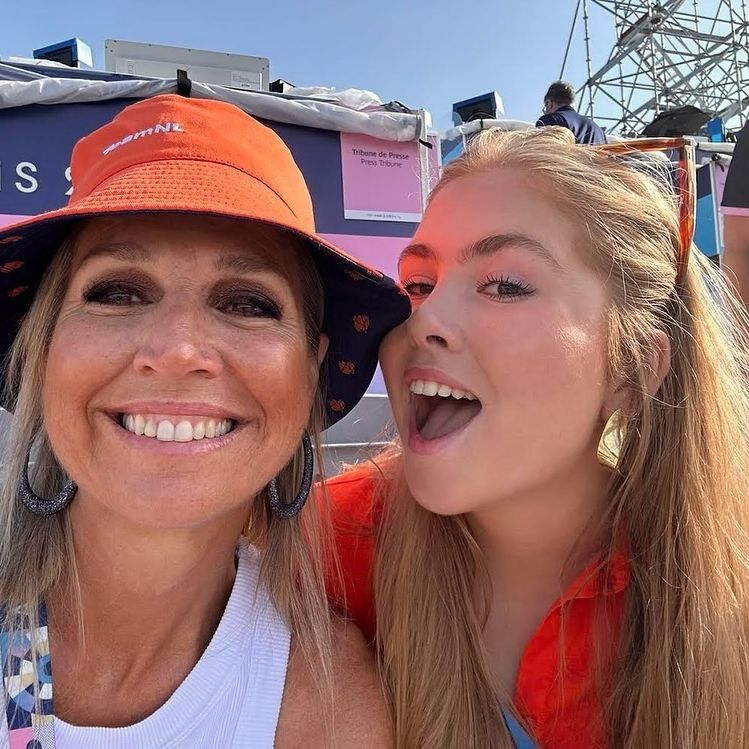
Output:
top-left (326, 619), bottom-right (391, 747)
top-left (326, 618), bottom-right (392, 747)
top-left (325, 464), bottom-right (385, 523)
top-left (275, 619), bottom-right (392, 749)
top-left (321, 463), bottom-right (391, 642)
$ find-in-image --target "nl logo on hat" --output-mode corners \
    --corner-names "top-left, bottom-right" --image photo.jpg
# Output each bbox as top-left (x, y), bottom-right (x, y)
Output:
top-left (102, 122), bottom-right (185, 156)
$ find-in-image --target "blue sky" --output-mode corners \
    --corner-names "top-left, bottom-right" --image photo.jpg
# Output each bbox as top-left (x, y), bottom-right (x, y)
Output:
top-left (1, 0), bottom-right (618, 129)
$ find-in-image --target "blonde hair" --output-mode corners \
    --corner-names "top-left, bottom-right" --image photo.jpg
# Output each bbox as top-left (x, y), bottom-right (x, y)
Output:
top-left (0, 223), bottom-right (336, 697)
top-left (373, 127), bottom-right (749, 747)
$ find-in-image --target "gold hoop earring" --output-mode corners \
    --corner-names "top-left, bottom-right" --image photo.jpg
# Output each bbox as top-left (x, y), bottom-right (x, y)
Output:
top-left (597, 410), bottom-right (628, 471)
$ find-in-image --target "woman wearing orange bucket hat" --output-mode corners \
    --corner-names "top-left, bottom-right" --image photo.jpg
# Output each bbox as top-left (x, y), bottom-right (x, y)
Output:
top-left (0, 94), bottom-right (408, 748)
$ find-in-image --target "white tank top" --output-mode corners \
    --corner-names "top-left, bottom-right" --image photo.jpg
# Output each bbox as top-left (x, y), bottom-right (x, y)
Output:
top-left (51, 542), bottom-right (290, 749)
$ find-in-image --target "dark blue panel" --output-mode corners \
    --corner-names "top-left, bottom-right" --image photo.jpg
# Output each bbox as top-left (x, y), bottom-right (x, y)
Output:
top-left (696, 161), bottom-right (712, 199)
top-left (0, 100), bottom-right (129, 214)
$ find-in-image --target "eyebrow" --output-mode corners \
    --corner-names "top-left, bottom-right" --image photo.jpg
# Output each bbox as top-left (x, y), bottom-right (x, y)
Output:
top-left (213, 251), bottom-right (289, 279)
top-left (398, 233), bottom-right (562, 271)
top-left (77, 242), bottom-right (151, 267)
top-left (77, 242), bottom-right (290, 280)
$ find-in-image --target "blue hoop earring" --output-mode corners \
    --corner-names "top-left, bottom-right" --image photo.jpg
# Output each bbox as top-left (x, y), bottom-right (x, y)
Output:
top-left (18, 452), bottom-right (77, 515)
top-left (268, 433), bottom-right (313, 519)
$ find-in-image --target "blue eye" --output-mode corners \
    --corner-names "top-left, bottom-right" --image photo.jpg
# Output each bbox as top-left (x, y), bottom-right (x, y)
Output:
top-left (477, 275), bottom-right (533, 300)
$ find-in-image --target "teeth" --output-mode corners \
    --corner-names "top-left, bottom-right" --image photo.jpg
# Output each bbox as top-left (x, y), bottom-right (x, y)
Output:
top-left (174, 421), bottom-right (193, 442)
top-left (134, 414), bottom-right (146, 436)
top-left (422, 381), bottom-right (439, 396)
top-left (408, 379), bottom-right (477, 401)
top-left (120, 415), bottom-right (234, 441)
top-left (156, 421), bottom-right (175, 441)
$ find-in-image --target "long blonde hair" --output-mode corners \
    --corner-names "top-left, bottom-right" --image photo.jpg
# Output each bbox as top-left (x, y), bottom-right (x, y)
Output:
top-left (0, 224), bottom-right (336, 692)
top-left (373, 127), bottom-right (749, 747)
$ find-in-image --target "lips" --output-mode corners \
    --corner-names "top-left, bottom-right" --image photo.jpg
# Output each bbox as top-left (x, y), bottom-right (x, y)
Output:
top-left (408, 377), bottom-right (482, 442)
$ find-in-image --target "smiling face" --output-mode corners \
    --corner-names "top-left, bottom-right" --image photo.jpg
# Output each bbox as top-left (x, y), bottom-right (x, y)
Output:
top-left (43, 214), bottom-right (325, 529)
top-left (380, 169), bottom-right (615, 516)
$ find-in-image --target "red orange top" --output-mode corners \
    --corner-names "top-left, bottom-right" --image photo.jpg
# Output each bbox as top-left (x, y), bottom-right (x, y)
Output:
top-left (326, 467), bottom-right (629, 749)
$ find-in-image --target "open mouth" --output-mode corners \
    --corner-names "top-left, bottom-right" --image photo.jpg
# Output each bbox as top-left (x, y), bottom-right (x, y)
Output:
top-left (410, 379), bottom-right (482, 441)
top-left (114, 413), bottom-right (237, 442)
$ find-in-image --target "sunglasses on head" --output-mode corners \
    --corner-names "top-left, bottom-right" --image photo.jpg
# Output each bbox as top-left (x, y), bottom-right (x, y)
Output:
top-left (594, 137), bottom-right (696, 287)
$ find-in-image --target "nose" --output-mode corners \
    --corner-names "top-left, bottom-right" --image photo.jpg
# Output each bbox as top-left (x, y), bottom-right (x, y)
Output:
top-left (132, 298), bottom-right (222, 379)
top-left (406, 285), bottom-right (463, 352)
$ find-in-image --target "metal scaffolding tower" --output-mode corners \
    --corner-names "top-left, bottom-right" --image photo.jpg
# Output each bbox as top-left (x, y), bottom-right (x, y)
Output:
top-left (575, 0), bottom-right (749, 136)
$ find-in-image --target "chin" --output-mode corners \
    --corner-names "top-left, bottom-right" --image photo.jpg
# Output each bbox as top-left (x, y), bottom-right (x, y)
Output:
top-left (90, 477), bottom-right (250, 529)
top-left (403, 465), bottom-right (478, 517)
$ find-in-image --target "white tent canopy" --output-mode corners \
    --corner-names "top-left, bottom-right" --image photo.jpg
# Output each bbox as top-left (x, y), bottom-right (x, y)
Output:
top-left (0, 70), bottom-right (425, 142)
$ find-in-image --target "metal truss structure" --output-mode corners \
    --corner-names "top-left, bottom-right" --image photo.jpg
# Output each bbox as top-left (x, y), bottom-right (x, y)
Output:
top-left (575, 0), bottom-right (749, 136)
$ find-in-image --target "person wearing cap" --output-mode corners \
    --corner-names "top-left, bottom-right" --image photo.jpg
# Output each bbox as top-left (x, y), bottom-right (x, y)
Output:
top-left (0, 95), bottom-right (408, 748)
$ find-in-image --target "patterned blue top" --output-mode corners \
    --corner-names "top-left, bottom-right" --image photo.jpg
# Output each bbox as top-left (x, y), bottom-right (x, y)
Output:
top-left (1, 604), bottom-right (55, 748)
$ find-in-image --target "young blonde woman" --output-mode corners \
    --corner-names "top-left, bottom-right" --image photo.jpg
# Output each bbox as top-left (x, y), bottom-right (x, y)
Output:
top-left (328, 127), bottom-right (749, 748)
